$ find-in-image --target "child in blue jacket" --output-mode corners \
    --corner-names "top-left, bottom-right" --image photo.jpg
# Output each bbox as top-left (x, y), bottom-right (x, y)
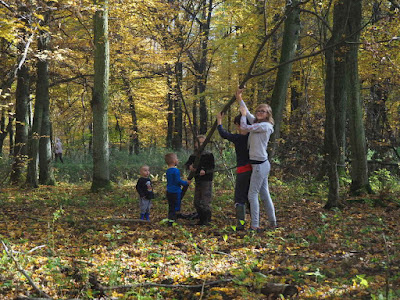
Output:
top-left (165, 153), bottom-right (190, 226)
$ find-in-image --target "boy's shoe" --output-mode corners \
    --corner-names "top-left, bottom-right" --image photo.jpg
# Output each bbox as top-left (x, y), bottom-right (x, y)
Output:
top-left (144, 213), bottom-right (150, 221)
top-left (140, 214), bottom-right (145, 220)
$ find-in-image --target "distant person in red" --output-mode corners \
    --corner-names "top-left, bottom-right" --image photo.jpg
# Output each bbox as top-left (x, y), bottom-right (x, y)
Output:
top-left (54, 138), bottom-right (64, 163)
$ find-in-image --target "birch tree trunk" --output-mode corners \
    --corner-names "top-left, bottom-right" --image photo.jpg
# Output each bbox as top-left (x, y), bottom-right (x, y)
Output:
top-left (91, 0), bottom-right (111, 191)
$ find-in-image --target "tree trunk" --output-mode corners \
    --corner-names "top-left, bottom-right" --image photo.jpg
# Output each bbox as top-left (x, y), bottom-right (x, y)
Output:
top-left (88, 122), bottom-right (93, 154)
top-left (121, 74), bottom-right (139, 155)
top-left (331, 0), bottom-right (350, 177)
top-left (128, 97), bottom-right (139, 155)
top-left (324, 38), bottom-right (340, 209)
top-left (166, 65), bottom-right (174, 149)
top-left (91, 0), bottom-right (111, 191)
top-left (194, 0), bottom-right (212, 135)
top-left (346, 0), bottom-right (370, 194)
top-left (0, 109), bottom-right (8, 156)
top-left (172, 62), bottom-right (183, 150)
top-left (11, 65), bottom-right (30, 184)
top-left (192, 85), bottom-right (198, 141)
top-left (37, 25), bottom-right (55, 186)
top-left (269, 0), bottom-right (301, 156)
top-left (26, 84), bottom-right (43, 188)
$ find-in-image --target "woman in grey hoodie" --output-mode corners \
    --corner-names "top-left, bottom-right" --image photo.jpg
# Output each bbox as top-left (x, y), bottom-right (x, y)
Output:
top-left (236, 88), bottom-right (277, 231)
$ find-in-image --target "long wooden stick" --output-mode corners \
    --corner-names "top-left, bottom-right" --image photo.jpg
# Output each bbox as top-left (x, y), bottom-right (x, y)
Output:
top-left (1, 241), bottom-right (51, 299)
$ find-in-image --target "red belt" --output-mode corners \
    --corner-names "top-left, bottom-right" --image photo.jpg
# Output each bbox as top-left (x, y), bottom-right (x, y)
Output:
top-left (236, 164), bottom-right (252, 174)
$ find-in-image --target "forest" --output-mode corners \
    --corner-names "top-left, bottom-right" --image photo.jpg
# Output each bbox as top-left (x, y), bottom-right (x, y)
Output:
top-left (0, 0), bottom-right (400, 299)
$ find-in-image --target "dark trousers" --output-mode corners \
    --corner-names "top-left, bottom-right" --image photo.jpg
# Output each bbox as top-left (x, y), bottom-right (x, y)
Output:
top-left (55, 153), bottom-right (64, 163)
top-left (194, 181), bottom-right (212, 214)
top-left (234, 170), bottom-right (251, 205)
top-left (167, 192), bottom-right (178, 221)
top-left (194, 181), bottom-right (212, 224)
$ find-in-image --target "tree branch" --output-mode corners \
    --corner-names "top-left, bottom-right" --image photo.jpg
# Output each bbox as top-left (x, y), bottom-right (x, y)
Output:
top-left (104, 279), bottom-right (233, 291)
top-left (1, 241), bottom-right (51, 299)
top-left (300, 8), bottom-right (333, 33)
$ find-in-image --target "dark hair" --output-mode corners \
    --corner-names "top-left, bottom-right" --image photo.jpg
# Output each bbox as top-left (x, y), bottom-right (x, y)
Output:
top-left (234, 114), bottom-right (251, 125)
top-left (233, 114), bottom-right (241, 125)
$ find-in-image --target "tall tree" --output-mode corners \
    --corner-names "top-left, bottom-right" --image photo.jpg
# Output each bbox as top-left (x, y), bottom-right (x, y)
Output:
top-left (26, 76), bottom-right (44, 188)
top-left (11, 65), bottom-right (30, 184)
top-left (38, 7), bottom-right (55, 185)
top-left (121, 73), bottom-right (139, 155)
top-left (172, 62), bottom-right (183, 150)
top-left (331, 1), bottom-right (349, 176)
top-left (269, 0), bottom-right (301, 156)
top-left (91, 0), bottom-right (111, 191)
top-left (166, 65), bottom-right (174, 149)
top-left (0, 105), bottom-right (12, 156)
top-left (183, 0), bottom-right (214, 135)
top-left (324, 36), bottom-right (340, 209)
top-left (346, 0), bottom-right (370, 194)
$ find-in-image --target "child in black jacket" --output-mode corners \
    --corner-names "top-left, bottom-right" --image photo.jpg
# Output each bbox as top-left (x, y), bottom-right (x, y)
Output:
top-left (185, 135), bottom-right (215, 225)
top-left (136, 165), bottom-right (154, 220)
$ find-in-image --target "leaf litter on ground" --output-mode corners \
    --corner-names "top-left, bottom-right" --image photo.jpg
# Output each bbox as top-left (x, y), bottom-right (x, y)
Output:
top-left (0, 182), bottom-right (399, 299)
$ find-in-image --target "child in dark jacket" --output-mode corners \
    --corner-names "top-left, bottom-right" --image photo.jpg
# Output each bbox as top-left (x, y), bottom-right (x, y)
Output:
top-left (185, 135), bottom-right (215, 225)
top-left (217, 112), bottom-right (251, 230)
top-left (136, 165), bottom-right (154, 221)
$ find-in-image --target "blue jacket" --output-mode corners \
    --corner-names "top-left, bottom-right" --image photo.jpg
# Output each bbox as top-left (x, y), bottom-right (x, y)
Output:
top-left (166, 167), bottom-right (188, 193)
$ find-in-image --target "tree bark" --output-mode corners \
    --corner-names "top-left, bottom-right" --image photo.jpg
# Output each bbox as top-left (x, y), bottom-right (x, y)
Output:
top-left (121, 74), bottom-right (139, 155)
top-left (269, 0), bottom-right (301, 156)
top-left (128, 97), bottom-right (139, 155)
top-left (324, 38), bottom-right (340, 209)
top-left (198, 0), bottom-right (212, 135)
top-left (172, 62), bottom-right (183, 150)
top-left (346, 0), bottom-right (370, 194)
top-left (331, 0), bottom-right (350, 176)
top-left (11, 65), bottom-right (30, 184)
top-left (37, 21), bottom-right (55, 186)
top-left (0, 109), bottom-right (11, 157)
top-left (26, 85), bottom-right (43, 188)
top-left (91, 0), bottom-right (111, 191)
top-left (166, 65), bottom-right (174, 149)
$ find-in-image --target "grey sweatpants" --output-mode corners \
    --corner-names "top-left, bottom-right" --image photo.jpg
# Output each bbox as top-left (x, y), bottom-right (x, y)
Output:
top-left (139, 198), bottom-right (151, 214)
top-left (248, 160), bottom-right (276, 228)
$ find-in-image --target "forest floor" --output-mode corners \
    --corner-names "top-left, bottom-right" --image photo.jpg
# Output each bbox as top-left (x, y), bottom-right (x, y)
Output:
top-left (0, 181), bottom-right (399, 299)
